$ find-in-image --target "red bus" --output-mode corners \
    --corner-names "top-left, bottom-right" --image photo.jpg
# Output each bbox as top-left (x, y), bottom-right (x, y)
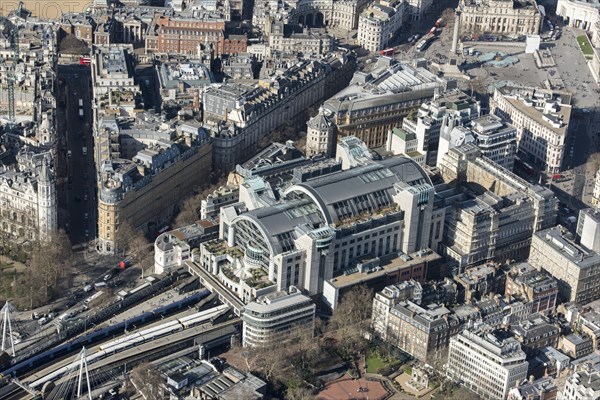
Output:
top-left (79, 56), bottom-right (91, 66)
top-left (379, 48), bottom-right (395, 56)
top-left (429, 27), bottom-right (437, 35)
top-left (435, 18), bottom-right (443, 27)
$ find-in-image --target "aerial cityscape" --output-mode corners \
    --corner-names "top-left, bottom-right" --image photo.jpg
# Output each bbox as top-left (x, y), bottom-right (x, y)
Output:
top-left (0, 0), bottom-right (599, 398)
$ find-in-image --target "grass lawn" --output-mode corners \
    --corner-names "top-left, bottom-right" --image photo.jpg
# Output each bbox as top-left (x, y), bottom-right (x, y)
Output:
top-left (366, 352), bottom-right (387, 374)
top-left (0, 262), bottom-right (14, 270)
top-left (577, 35), bottom-right (593, 56)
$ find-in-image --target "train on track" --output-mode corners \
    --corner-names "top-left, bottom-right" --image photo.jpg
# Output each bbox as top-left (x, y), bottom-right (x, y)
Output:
top-left (1, 289), bottom-right (212, 379)
top-left (28, 304), bottom-right (230, 388)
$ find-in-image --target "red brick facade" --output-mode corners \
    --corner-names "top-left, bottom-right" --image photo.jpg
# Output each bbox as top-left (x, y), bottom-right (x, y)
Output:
top-left (156, 17), bottom-right (225, 56)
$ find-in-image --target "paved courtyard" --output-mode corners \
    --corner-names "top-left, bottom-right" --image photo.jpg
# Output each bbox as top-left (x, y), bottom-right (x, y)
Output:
top-left (317, 376), bottom-right (390, 400)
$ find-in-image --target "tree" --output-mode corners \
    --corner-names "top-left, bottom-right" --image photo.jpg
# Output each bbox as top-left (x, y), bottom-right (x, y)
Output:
top-left (426, 348), bottom-right (449, 391)
top-left (130, 362), bottom-right (163, 400)
top-left (115, 220), bottom-right (150, 264)
top-left (19, 230), bottom-right (73, 308)
top-left (286, 386), bottom-right (316, 400)
top-left (329, 285), bottom-right (374, 354)
top-left (438, 382), bottom-right (482, 400)
top-left (441, 8), bottom-right (455, 23)
top-left (173, 173), bottom-right (229, 228)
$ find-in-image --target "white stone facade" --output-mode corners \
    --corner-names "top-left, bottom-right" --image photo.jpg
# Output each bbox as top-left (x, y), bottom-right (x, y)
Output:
top-left (358, 2), bottom-right (404, 52)
top-left (557, 0), bottom-right (600, 31)
top-left (458, 0), bottom-right (541, 37)
top-left (490, 87), bottom-right (571, 174)
top-left (305, 108), bottom-right (336, 157)
top-left (0, 152), bottom-right (57, 243)
top-left (447, 328), bottom-right (528, 400)
top-left (242, 287), bottom-right (316, 347)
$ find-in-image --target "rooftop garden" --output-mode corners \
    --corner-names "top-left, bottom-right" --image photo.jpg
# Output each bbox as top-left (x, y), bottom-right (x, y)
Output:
top-left (244, 268), bottom-right (271, 289)
top-left (204, 240), bottom-right (244, 258)
top-left (221, 264), bottom-right (240, 283)
top-left (333, 203), bottom-right (401, 228)
top-left (110, 90), bottom-right (136, 104)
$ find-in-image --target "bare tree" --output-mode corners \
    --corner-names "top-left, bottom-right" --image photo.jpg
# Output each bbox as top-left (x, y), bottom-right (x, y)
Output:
top-left (329, 285), bottom-right (374, 354)
top-left (442, 8), bottom-right (455, 23)
top-left (115, 221), bottom-right (149, 264)
top-left (18, 230), bottom-right (73, 308)
top-left (286, 386), bottom-right (316, 400)
top-left (172, 173), bottom-right (230, 228)
top-left (130, 362), bottom-right (163, 400)
top-left (438, 383), bottom-right (481, 400)
top-left (426, 348), bottom-right (449, 391)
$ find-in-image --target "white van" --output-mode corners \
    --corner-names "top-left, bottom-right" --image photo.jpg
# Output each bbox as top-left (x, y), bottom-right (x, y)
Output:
top-left (58, 311), bottom-right (76, 321)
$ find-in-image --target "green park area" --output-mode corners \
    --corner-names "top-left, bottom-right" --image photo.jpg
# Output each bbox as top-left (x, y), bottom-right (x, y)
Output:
top-left (577, 35), bottom-right (593, 57)
top-left (365, 349), bottom-right (409, 375)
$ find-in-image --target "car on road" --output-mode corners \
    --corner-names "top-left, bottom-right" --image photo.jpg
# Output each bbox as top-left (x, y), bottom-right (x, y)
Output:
top-left (103, 273), bottom-right (114, 281)
top-left (85, 229), bottom-right (89, 237)
top-left (64, 300), bottom-right (77, 309)
top-left (84, 194), bottom-right (88, 201)
top-left (83, 284), bottom-right (93, 292)
top-left (84, 212), bottom-right (88, 220)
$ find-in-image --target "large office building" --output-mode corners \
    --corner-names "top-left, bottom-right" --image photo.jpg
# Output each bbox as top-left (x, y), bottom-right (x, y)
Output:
top-left (154, 18), bottom-right (226, 56)
top-left (557, 0), bottom-right (600, 32)
top-left (458, 0), bottom-right (541, 37)
top-left (490, 86), bottom-right (572, 173)
top-left (155, 61), bottom-right (215, 109)
top-left (197, 139), bottom-right (438, 306)
top-left (91, 44), bottom-right (141, 119)
top-left (202, 53), bottom-right (356, 169)
top-left (437, 144), bottom-right (557, 270)
top-left (373, 300), bottom-right (461, 362)
top-left (576, 208), bottom-right (600, 253)
top-left (95, 116), bottom-right (212, 254)
top-left (388, 89), bottom-right (480, 166)
top-left (241, 287), bottom-right (316, 347)
top-left (0, 150), bottom-right (57, 243)
top-left (372, 284), bottom-right (507, 363)
top-left (561, 370), bottom-right (600, 400)
top-left (268, 22), bottom-right (335, 56)
top-left (447, 327), bottom-right (529, 400)
top-left (357, 1), bottom-right (404, 52)
top-left (505, 262), bottom-right (558, 315)
top-left (437, 114), bottom-right (517, 170)
top-left (529, 225), bottom-right (600, 304)
top-left (322, 58), bottom-right (453, 149)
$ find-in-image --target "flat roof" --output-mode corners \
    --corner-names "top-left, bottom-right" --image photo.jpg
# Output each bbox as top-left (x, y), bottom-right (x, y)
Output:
top-left (328, 250), bottom-right (442, 289)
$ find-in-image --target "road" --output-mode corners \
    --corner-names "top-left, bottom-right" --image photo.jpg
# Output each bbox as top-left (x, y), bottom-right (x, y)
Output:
top-left (56, 64), bottom-right (97, 246)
